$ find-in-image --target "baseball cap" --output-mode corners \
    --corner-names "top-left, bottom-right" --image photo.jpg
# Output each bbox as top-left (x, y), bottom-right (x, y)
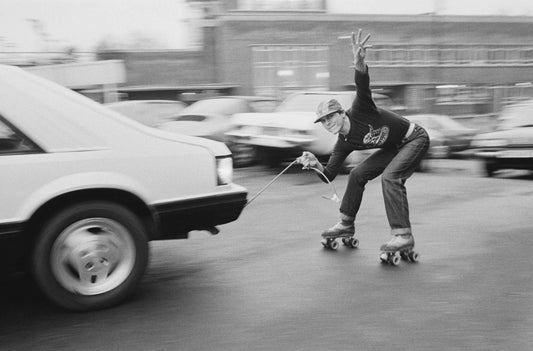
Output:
top-left (314, 99), bottom-right (343, 123)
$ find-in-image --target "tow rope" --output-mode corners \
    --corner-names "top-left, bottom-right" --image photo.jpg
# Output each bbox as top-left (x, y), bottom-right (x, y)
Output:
top-left (245, 159), bottom-right (341, 208)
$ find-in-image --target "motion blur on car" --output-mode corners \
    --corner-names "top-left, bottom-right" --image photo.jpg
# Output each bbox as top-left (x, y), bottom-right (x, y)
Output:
top-left (471, 100), bottom-right (533, 176)
top-left (405, 114), bottom-right (476, 158)
top-left (226, 90), bottom-right (404, 167)
top-left (0, 65), bottom-right (247, 311)
top-left (159, 96), bottom-right (277, 167)
top-left (105, 99), bottom-right (187, 127)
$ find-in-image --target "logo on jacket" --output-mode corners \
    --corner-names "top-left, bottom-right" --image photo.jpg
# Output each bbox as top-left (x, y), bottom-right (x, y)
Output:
top-left (363, 125), bottom-right (389, 146)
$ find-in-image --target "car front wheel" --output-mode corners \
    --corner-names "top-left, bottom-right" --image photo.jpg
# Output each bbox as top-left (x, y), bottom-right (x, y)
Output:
top-left (32, 201), bottom-right (149, 311)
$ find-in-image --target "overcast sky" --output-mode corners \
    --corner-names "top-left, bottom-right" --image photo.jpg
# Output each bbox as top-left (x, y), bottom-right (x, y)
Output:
top-left (1, 0), bottom-right (532, 52)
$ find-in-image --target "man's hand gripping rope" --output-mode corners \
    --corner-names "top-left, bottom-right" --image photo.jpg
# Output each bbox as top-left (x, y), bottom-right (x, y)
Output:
top-left (296, 152), bottom-right (340, 203)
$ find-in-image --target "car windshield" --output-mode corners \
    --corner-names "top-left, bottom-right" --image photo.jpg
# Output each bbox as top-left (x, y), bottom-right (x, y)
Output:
top-left (497, 104), bottom-right (533, 130)
top-left (276, 93), bottom-right (355, 113)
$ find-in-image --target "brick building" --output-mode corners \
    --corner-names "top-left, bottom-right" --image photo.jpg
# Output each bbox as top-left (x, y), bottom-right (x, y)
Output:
top-left (98, 1), bottom-right (533, 116)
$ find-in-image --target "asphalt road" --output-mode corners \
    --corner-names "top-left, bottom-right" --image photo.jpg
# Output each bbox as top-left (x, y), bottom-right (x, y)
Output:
top-left (1, 160), bottom-right (533, 351)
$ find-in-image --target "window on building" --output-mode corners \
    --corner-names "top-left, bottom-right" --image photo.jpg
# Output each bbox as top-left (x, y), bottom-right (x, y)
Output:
top-left (368, 45), bottom-right (533, 66)
top-left (237, 0), bottom-right (324, 11)
top-left (252, 45), bottom-right (329, 98)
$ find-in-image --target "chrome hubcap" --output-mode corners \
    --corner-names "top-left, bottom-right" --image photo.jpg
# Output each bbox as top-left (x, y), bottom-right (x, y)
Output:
top-left (51, 218), bottom-right (135, 295)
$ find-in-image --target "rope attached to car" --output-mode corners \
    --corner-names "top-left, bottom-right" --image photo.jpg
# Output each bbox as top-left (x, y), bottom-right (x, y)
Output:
top-left (244, 159), bottom-right (340, 207)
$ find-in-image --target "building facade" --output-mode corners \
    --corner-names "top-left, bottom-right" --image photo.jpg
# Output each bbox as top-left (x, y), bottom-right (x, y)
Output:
top-left (98, 3), bottom-right (533, 116)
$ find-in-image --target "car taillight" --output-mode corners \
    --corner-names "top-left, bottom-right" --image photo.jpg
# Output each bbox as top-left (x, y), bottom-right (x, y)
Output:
top-left (216, 156), bottom-right (233, 185)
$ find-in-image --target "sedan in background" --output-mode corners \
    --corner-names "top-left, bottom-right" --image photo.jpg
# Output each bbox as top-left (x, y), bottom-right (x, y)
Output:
top-left (226, 90), bottom-right (406, 167)
top-left (105, 100), bottom-right (187, 127)
top-left (471, 100), bottom-right (533, 176)
top-left (405, 114), bottom-right (476, 158)
top-left (159, 96), bottom-right (277, 167)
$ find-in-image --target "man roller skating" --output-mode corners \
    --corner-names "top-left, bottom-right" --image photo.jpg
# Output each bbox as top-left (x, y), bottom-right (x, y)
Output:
top-left (297, 29), bottom-right (430, 263)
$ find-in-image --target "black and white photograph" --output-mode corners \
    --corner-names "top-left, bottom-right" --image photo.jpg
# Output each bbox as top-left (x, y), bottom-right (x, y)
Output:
top-left (1, 0), bottom-right (533, 350)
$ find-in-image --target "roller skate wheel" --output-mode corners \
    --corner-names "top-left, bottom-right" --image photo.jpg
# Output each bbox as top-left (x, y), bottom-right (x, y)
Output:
top-left (379, 252), bottom-right (388, 263)
top-left (329, 239), bottom-right (339, 250)
top-left (348, 238), bottom-right (359, 248)
top-left (409, 251), bottom-right (419, 262)
top-left (389, 253), bottom-right (401, 266)
top-left (342, 238), bottom-right (348, 246)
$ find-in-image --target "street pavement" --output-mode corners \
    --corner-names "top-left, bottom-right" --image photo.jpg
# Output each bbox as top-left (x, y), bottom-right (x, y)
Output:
top-left (1, 159), bottom-right (533, 351)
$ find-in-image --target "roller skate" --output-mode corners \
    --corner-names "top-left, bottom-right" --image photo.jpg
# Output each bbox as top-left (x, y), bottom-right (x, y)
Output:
top-left (321, 221), bottom-right (359, 250)
top-left (379, 234), bottom-right (419, 266)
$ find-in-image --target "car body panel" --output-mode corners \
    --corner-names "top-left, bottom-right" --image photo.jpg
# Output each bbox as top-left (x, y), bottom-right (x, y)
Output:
top-left (159, 96), bottom-right (277, 142)
top-left (470, 100), bottom-right (533, 174)
top-left (405, 114), bottom-right (476, 154)
top-left (228, 111), bottom-right (337, 154)
top-left (226, 91), bottom-right (357, 158)
top-left (0, 64), bottom-right (247, 232)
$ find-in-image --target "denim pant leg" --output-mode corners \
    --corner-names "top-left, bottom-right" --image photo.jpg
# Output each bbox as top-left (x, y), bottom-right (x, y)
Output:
top-left (381, 128), bottom-right (430, 235)
top-left (340, 148), bottom-right (396, 219)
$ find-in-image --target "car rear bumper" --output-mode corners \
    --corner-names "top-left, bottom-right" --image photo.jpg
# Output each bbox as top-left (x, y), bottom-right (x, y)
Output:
top-left (473, 147), bottom-right (533, 159)
top-left (153, 189), bottom-right (248, 239)
top-left (473, 148), bottom-right (533, 171)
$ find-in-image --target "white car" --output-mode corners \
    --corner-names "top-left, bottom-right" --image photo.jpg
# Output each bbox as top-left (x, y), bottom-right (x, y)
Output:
top-left (471, 100), bottom-right (533, 176)
top-left (0, 65), bottom-right (247, 311)
top-left (226, 91), bottom-right (401, 166)
top-left (159, 96), bottom-right (277, 167)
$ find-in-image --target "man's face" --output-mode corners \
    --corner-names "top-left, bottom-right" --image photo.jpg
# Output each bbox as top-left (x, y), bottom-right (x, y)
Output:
top-left (320, 111), bottom-right (343, 134)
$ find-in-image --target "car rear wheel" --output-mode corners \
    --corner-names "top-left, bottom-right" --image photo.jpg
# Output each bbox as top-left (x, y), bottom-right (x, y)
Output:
top-left (32, 201), bottom-right (149, 311)
top-left (484, 160), bottom-right (499, 177)
top-left (256, 146), bottom-right (283, 167)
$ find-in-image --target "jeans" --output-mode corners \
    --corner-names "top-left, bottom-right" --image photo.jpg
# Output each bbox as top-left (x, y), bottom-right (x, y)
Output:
top-left (340, 125), bottom-right (430, 235)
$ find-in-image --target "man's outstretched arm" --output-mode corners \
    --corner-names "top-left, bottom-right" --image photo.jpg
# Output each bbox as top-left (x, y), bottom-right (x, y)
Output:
top-left (351, 29), bottom-right (376, 110)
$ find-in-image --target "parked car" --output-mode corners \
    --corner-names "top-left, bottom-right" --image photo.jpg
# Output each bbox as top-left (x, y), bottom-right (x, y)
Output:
top-left (0, 65), bottom-right (247, 311)
top-left (226, 90), bottom-right (410, 167)
top-left (159, 96), bottom-right (277, 167)
top-left (470, 100), bottom-right (533, 176)
top-left (405, 114), bottom-right (476, 158)
top-left (104, 100), bottom-right (187, 127)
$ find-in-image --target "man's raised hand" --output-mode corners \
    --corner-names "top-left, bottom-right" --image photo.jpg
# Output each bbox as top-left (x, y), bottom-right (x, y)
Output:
top-left (351, 28), bottom-right (372, 72)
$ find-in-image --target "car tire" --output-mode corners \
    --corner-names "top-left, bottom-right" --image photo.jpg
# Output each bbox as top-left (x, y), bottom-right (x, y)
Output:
top-left (256, 147), bottom-right (283, 167)
top-left (32, 201), bottom-right (149, 311)
top-left (484, 160), bottom-right (499, 177)
top-left (415, 159), bottom-right (429, 172)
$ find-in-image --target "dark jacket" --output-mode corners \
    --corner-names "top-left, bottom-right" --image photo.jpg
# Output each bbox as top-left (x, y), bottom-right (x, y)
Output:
top-left (322, 68), bottom-right (411, 181)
